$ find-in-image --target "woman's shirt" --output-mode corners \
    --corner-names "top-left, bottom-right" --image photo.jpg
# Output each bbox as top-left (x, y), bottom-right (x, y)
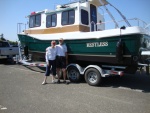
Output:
top-left (45, 46), bottom-right (57, 64)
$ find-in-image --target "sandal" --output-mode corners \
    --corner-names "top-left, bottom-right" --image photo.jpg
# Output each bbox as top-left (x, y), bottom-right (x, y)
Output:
top-left (42, 81), bottom-right (47, 85)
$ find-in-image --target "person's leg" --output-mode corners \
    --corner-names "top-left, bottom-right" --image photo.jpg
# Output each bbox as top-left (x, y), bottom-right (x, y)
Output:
top-left (61, 57), bottom-right (67, 82)
top-left (56, 57), bottom-right (61, 83)
top-left (42, 76), bottom-right (47, 85)
top-left (62, 68), bottom-right (66, 81)
top-left (42, 64), bottom-right (50, 85)
top-left (56, 68), bottom-right (60, 83)
top-left (51, 60), bottom-right (56, 83)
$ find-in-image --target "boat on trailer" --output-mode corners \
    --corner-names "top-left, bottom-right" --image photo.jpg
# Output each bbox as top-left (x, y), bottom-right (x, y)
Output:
top-left (18, 0), bottom-right (150, 76)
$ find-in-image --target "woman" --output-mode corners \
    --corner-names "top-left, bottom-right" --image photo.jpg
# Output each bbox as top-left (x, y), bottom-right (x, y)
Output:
top-left (42, 41), bottom-right (57, 85)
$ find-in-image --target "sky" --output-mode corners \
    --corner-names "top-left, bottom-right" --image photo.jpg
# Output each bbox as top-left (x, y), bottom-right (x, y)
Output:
top-left (0, 0), bottom-right (150, 41)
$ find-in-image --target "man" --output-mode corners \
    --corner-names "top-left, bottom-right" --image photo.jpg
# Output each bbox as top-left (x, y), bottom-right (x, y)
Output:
top-left (56, 38), bottom-right (68, 83)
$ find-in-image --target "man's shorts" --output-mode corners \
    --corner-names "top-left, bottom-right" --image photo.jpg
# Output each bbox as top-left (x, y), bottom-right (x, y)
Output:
top-left (56, 56), bottom-right (66, 69)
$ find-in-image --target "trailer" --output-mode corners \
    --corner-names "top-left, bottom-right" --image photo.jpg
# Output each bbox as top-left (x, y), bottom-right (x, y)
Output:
top-left (15, 43), bottom-right (150, 86)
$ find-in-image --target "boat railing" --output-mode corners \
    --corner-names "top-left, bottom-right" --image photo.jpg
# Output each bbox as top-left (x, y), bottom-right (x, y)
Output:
top-left (95, 18), bottom-right (149, 31)
top-left (98, 0), bottom-right (149, 31)
top-left (17, 23), bottom-right (27, 34)
top-left (144, 23), bottom-right (150, 29)
top-left (66, 0), bottom-right (87, 5)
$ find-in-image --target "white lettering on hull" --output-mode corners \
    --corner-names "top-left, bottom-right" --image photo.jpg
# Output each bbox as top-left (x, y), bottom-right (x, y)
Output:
top-left (87, 42), bottom-right (108, 47)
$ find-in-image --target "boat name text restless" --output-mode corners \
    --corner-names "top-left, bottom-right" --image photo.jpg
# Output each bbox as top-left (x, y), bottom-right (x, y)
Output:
top-left (87, 42), bottom-right (108, 47)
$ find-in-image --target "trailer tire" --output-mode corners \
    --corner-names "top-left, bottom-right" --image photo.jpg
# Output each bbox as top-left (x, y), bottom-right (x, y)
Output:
top-left (67, 66), bottom-right (81, 83)
top-left (85, 68), bottom-right (102, 86)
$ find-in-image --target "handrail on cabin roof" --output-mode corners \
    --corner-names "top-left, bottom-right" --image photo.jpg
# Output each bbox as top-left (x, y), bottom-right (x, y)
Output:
top-left (45, 7), bottom-right (78, 15)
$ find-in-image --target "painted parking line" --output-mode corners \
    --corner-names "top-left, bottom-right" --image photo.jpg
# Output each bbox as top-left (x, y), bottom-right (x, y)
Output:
top-left (0, 105), bottom-right (7, 110)
top-left (118, 86), bottom-right (143, 92)
top-left (0, 65), bottom-right (41, 74)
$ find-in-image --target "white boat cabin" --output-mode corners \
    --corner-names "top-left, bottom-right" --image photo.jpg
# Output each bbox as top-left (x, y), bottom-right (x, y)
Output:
top-left (25, 0), bottom-right (108, 35)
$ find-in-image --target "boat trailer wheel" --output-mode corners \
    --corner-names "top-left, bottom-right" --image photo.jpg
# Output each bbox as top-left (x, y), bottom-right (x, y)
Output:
top-left (67, 66), bottom-right (81, 83)
top-left (87, 72), bottom-right (97, 83)
top-left (85, 68), bottom-right (101, 86)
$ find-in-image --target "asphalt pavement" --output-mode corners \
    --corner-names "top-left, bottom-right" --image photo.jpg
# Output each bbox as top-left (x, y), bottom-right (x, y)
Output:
top-left (0, 62), bottom-right (150, 113)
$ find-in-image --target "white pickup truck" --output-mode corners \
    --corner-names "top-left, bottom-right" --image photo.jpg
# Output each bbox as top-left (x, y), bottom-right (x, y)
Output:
top-left (0, 41), bottom-right (19, 60)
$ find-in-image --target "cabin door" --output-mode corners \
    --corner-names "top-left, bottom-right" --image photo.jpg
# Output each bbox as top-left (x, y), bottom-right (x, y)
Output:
top-left (90, 4), bottom-right (97, 31)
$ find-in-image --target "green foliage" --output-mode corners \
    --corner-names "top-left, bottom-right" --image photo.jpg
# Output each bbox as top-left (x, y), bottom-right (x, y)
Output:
top-left (8, 40), bottom-right (18, 46)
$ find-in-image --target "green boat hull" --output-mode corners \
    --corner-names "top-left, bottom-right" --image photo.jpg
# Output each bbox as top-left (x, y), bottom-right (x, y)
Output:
top-left (18, 33), bottom-right (150, 72)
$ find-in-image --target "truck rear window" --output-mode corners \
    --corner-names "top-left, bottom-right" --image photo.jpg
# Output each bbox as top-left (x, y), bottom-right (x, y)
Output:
top-left (0, 42), bottom-right (9, 47)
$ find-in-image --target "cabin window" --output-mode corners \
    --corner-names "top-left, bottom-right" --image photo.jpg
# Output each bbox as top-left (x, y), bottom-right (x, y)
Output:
top-left (29, 14), bottom-right (41, 28)
top-left (81, 9), bottom-right (89, 25)
top-left (46, 14), bottom-right (57, 27)
top-left (62, 9), bottom-right (75, 25)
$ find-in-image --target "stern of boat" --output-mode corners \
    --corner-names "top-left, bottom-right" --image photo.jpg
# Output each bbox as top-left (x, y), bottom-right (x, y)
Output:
top-left (139, 50), bottom-right (150, 75)
top-left (137, 34), bottom-right (150, 75)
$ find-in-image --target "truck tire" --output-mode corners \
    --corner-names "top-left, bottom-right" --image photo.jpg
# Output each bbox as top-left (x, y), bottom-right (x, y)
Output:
top-left (85, 68), bottom-right (102, 86)
top-left (67, 66), bottom-right (81, 83)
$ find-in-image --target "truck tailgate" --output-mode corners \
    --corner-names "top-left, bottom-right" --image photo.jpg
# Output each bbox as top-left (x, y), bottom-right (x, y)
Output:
top-left (0, 47), bottom-right (19, 55)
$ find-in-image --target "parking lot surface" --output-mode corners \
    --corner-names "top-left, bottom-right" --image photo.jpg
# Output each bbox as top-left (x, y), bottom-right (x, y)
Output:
top-left (0, 63), bottom-right (150, 113)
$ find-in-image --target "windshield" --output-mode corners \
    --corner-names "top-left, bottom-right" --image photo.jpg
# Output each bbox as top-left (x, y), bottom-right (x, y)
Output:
top-left (0, 42), bottom-right (9, 47)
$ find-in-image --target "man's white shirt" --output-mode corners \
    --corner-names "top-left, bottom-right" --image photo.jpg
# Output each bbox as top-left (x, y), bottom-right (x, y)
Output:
top-left (56, 44), bottom-right (67, 57)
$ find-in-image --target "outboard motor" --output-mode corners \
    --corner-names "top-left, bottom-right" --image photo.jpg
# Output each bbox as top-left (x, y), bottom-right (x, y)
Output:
top-left (116, 39), bottom-right (124, 62)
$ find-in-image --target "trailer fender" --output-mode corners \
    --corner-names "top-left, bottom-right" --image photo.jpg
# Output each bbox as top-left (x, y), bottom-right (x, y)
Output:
top-left (83, 65), bottom-right (105, 77)
top-left (66, 63), bottom-right (84, 74)
top-left (66, 63), bottom-right (83, 82)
